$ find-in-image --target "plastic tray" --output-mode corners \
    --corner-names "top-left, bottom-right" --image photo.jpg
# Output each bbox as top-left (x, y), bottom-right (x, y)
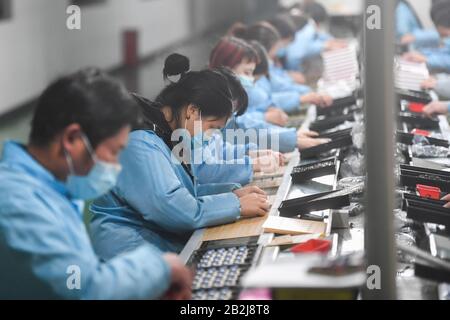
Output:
top-left (301, 129), bottom-right (353, 159)
top-left (310, 113), bottom-right (355, 132)
top-left (396, 88), bottom-right (433, 104)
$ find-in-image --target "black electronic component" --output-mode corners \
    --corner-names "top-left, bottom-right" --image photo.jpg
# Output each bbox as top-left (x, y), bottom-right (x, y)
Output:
top-left (310, 113), bottom-right (355, 132)
top-left (400, 165), bottom-right (450, 192)
top-left (396, 88), bottom-right (432, 104)
top-left (405, 198), bottom-right (450, 226)
top-left (291, 158), bottom-right (337, 183)
top-left (301, 129), bottom-right (353, 159)
top-left (316, 96), bottom-right (358, 117)
top-left (396, 131), bottom-right (449, 148)
top-left (278, 189), bottom-right (351, 218)
top-left (398, 112), bottom-right (440, 130)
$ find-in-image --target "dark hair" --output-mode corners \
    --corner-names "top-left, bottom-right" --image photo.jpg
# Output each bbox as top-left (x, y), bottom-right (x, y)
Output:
top-left (209, 37), bottom-right (259, 71)
top-left (303, 2), bottom-right (329, 24)
top-left (249, 41), bottom-right (270, 77)
top-left (228, 22), bottom-right (281, 52)
top-left (155, 53), bottom-right (235, 123)
top-left (289, 11), bottom-right (309, 31)
top-left (29, 68), bottom-right (138, 148)
top-left (268, 14), bottom-right (297, 40)
top-left (214, 67), bottom-right (249, 116)
top-left (431, 0), bottom-right (450, 28)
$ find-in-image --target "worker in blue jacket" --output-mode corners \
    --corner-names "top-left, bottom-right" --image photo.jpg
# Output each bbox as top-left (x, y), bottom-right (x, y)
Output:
top-left (396, 0), bottom-right (440, 48)
top-left (283, 3), bottom-right (345, 72)
top-left (0, 69), bottom-right (192, 300)
top-left (90, 55), bottom-right (270, 258)
top-left (403, 0), bottom-right (450, 72)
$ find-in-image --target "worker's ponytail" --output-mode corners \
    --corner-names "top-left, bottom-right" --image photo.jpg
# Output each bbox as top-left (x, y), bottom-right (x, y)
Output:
top-left (163, 53), bottom-right (190, 82)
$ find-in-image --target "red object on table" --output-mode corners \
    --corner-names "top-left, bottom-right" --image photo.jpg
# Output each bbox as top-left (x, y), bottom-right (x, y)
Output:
top-left (409, 102), bottom-right (426, 113)
top-left (416, 184), bottom-right (441, 200)
top-left (291, 239), bottom-right (331, 254)
top-left (411, 129), bottom-right (431, 137)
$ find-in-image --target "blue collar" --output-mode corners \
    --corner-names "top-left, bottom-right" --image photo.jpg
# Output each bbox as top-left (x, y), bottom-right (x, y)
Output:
top-left (1, 141), bottom-right (72, 199)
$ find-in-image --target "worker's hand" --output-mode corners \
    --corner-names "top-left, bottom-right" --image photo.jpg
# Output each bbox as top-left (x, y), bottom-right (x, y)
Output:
top-left (297, 129), bottom-right (319, 139)
top-left (234, 186), bottom-right (267, 198)
top-left (297, 137), bottom-right (331, 151)
top-left (250, 150), bottom-right (285, 165)
top-left (423, 101), bottom-right (449, 117)
top-left (301, 93), bottom-right (333, 108)
top-left (252, 154), bottom-right (280, 173)
top-left (265, 108), bottom-right (289, 127)
top-left (400, 34), bottom-right (416, 45)
top-left (162, 254), bottom-right (193, 300)
top-left (403, 52), bottom-right (427, 64)
top-left (421, 77), bottom-right (437, 90)
top-left (324, 39), bottom-right (348, 51)
top-left (442, 194), bottom-right (450, 209)
top-left (288, 71), bottom-right (306, 84)
top-left (239, 193), bottom-right (270, 218)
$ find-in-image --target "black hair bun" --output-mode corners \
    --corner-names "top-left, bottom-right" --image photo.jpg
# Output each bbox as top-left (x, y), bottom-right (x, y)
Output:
top-left (163, 53), bottom-right (190, 80)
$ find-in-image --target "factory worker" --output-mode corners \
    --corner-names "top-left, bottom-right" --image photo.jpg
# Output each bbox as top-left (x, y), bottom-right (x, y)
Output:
top-left (229, 22), bottom-right (333, 110)
top-left (89, 54), bottom-right (270, 258)
top-left (193, 67), bottom-right (284, 185)
top-left (283, 4), bottom-right (345, 72)
top-left (396, 0), bottom-right (440, 48)
top-left (0, 69), bottom-right (192, 300)
top-left (422, 74), bottom-right (450, 100)
top-left (209, 38), bottom-right (330, 153)
top-left (403, 0), bottom-right (450, 72)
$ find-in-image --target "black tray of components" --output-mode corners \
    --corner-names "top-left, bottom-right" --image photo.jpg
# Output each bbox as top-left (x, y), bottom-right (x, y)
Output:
top-left (415, 262), bottom-right (450, 282)
top-left (310, 113), bottom-right (355, 132)
top-left (402, 193), bottom-right (446, 211)
top-left (405, 198), bottom-right (450, 226)
top-left (301, 129), bottom-right (353, 159)
top-left (400, 164), bottom-right (450, 192)
top-left (398, 112), bottom-right (440, 130)
top-left (397, 88), bottom-right (433, 104)
top-left (279, 189), bottom-right (351, 218)
top-left (291, 158), bottom-right (337, 183)
top-left (187, 237), bottom-right (259, 300)
top-left (396, 131), bottom-right (449, 148)
top-left (316, 96), bottom-right (358, 117)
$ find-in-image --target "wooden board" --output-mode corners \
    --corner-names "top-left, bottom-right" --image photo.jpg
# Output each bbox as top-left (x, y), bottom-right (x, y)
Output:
top-left (263, 216), bottom-right (327, 236)
top-left (202, 215), bottom-right (268, 242)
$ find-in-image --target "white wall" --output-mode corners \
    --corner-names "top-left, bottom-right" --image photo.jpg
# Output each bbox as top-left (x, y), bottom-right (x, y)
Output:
top-left (0, 0), bottom-right (253, 116)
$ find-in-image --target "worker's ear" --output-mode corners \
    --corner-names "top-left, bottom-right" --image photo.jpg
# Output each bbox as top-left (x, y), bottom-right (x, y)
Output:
top-left (61, 123), bottom-right (84, 155)
top-left (186, 104), bottom-right (200, 120)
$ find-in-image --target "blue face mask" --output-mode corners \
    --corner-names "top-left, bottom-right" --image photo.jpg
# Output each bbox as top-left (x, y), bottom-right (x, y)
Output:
top-left (277, 46), bottom-right (287, 58)
top-left (64, 134), bottom-right (122, 200)
top-left (239, 75), bottom-right (255, 88)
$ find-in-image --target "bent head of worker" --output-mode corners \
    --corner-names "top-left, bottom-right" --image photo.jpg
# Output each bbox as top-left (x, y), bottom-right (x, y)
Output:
top-left (302, 1), bottom-right (329, 30)
top-left (227, 22), bottom-right (283, 61)
top-left (158, 53), bottom-right (235, 138)
top-left (29, 68), bottom-right (139, 199)
top-left (268, 14), bottom-right (297, 47)
top-left (249, 40), bottom-right (270, 80)
top-left (431, 0), bottom-right (450, 39)
top-left (209, 37), bottom-right (259, 86)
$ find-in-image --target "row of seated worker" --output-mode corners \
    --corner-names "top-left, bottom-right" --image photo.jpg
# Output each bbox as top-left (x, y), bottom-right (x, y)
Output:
top-left (399, 0), bottom-right (450, 119)
top-left (2, 0), bottom-right (448, 300)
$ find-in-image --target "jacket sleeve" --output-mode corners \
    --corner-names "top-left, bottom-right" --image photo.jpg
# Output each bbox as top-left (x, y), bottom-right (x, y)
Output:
top-left (0, 192), bottom-right (171, 300)
top-left (116, 135), bottom-right (241, 233)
